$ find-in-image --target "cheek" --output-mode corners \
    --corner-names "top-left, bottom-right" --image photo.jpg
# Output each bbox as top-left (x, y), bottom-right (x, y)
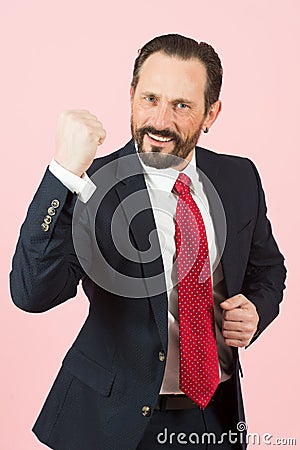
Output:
top-left (184, 113), bottom-right (205, 134)
top-left (175, 116), bottom-right (200, 137)
top-left (132, 105), bottom-right (150, 127)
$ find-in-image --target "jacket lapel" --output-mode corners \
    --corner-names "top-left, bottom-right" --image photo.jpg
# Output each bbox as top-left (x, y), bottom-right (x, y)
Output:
top-left (114, 141), bottom-right (168, 350)
top-left (195, 147), bottom-right (239, 297)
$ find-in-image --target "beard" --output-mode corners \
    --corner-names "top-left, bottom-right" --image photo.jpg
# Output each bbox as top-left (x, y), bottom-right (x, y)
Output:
top-left (131, 117), bottom-right (203, 169)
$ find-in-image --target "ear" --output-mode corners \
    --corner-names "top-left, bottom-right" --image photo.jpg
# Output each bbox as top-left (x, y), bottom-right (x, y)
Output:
top-left (202, 100), bottom-right (222, 132)
top-left (130, 85), bottom-right (134, 105)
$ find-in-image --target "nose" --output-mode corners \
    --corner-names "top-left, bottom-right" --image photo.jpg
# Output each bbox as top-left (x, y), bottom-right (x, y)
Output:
top-left (152, 102), bottom-right (173, 130)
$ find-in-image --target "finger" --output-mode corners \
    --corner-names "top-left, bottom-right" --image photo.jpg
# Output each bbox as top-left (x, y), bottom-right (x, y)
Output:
top-left (86, 126), bottom-right (106, 142)
top-left (223, 309), bottom-right (246, 322)
top-left (223, 317), bottom-right (258, 339)
top-left (220, 294), bottom-right (248, 311)
top-left (223, 338), bottom-right (247, 348)
top-left (222, 320), bottom-right (244, 332)
top-left (68, 111), bottom-right (100, 123)
top-left (70, 109), bottom-right (97, 118)
top-left (96, 129), bottom-right (106, 146)
top-left (82, 121), bottom-right (105, 136)
top-left (97, 135), bottom-right (106, 146)
top-left (222, 330), bottom-right (245, 340)
top-left (85, 113), bottom-right (98, 120)
top-left (82, 118), bottom-right (104, 129)
top-left (65, 110), bottom-right (93, 120)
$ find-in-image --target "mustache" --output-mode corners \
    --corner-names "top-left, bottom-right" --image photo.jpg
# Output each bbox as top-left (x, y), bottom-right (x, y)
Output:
top-left (138, 126), bottom-right (181, 141)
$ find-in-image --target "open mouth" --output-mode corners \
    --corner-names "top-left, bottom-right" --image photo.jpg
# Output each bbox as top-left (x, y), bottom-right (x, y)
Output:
top-left (147, 132), bottom-right (173, 143)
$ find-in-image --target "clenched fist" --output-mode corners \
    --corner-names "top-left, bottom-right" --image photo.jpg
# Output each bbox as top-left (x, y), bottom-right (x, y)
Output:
top-left (220, 294), bottom-right (259, 347)
top-left (55, 110), bottom-right (106, 177)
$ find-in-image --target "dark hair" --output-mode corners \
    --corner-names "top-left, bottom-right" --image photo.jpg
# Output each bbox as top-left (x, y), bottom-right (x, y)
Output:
top-left (131, 34), bottom-right (223, 115)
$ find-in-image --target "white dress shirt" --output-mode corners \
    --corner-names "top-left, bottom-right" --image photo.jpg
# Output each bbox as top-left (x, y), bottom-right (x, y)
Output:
top-left (49, 158), bottom-right (97, 203)
top-left (49, 149), bottom-right (233, 394)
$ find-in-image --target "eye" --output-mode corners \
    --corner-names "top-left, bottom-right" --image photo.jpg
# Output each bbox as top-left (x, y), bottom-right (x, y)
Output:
top-left (177, 103), bottom-right (189, 110)
top-left (145, 96), bottom-right (156, 103)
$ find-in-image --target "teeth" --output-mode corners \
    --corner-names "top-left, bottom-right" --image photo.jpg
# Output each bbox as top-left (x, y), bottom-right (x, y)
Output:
top-left (148, 132), bottom-right (172, 142)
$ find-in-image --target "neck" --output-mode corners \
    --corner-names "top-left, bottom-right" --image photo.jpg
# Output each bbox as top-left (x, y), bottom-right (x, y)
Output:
top-left (174, 148), bottom-right (194, 171)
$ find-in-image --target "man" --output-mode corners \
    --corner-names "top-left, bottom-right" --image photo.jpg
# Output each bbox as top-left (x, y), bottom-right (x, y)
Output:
top-left (10, 34), bottom-right (286, 449)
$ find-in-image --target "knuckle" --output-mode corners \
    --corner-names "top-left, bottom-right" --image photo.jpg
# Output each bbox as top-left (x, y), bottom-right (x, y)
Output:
top-left (87, 129), bottom-right (96, 139)
top-left (59, 110), bottom-right (70, 121)
top-left (243, 323), bottom-right (251, 333)
top-left (244, 332), bottom-right (252, 342)
top-left (68, 109), bottom-right (78, 118)
top-left (247, 323), bottom-right (255, 333)
top-left (80, 125), bottom-right (92, 139)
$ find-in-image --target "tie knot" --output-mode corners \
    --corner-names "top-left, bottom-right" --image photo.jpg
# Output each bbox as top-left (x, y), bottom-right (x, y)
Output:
top-left (174, 173), bottom-right (191, 196)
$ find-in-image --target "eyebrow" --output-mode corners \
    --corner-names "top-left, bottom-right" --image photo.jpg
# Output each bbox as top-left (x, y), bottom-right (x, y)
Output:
top-left (141, 91), bottom-right (196, 107)
top-left (174, 97), bottom-right (196, 107)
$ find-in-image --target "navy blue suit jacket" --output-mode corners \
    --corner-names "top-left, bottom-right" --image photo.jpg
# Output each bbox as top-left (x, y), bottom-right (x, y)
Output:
top-left (10, 140), bottom-right (286, 450)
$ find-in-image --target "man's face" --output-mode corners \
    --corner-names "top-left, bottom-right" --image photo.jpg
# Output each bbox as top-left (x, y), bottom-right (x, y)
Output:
top-left (130, 52), bottom-right (208, 169)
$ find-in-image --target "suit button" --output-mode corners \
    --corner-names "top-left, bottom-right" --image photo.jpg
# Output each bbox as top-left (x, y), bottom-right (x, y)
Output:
top-left (51, 199), bottom-right (60, 208)
top-left (44, 215), bottom-right (52, 225)
top-left (47, 206), bottom-right (56, 216)
top-left (158, 351), bottom-right (165, 362)
top-left (41, 223), bottom-right (49, 232)
top-left (141, 406), bottom-right (151, 417)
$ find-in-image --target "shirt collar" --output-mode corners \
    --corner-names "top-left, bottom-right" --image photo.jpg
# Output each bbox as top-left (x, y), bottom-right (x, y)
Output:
top-left (135, 142), bottom-right (199, 194)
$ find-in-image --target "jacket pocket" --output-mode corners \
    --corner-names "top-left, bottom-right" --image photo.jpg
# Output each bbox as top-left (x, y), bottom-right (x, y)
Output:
top-left (62, 347), bottom-right (115, 396)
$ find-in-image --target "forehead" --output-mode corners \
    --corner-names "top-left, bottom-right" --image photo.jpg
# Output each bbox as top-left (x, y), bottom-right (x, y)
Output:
top-left (136, 52), bottom-right (207, 100)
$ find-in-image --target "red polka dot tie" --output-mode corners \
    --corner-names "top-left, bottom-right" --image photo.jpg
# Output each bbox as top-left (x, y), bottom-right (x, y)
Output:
top-left (174, 172), bottom-right (220, 409)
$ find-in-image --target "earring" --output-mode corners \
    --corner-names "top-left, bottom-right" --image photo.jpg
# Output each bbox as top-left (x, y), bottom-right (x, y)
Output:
top-left (203, 127), bottom-right (209, 133)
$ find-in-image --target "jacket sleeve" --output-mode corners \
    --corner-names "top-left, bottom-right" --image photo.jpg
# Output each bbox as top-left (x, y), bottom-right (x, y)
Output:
top-left (10, 169), bottom-right (85, 313)
top-left (241, 159), bottom-right (287, 343)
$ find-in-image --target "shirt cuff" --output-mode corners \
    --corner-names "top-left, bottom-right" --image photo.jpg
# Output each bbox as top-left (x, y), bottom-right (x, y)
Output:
top-left (49, 158), bottom-right (97, 203)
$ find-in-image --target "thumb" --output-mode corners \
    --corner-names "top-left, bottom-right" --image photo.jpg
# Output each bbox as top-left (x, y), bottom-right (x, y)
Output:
top-left (220, 294), bottom-right (247, 311)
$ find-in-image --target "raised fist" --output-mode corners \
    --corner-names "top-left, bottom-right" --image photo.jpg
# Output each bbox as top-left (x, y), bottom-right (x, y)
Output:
top-left (55, 110), bottom-right (106, 177)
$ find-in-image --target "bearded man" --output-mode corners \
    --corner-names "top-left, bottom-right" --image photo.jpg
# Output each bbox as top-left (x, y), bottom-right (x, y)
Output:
top-left (10, 34), bottom-right (286, 450)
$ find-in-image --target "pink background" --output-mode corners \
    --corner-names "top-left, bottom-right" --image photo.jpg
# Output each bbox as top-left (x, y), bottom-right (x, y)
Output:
top-left (1, 1), bottom-right (299, 448)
